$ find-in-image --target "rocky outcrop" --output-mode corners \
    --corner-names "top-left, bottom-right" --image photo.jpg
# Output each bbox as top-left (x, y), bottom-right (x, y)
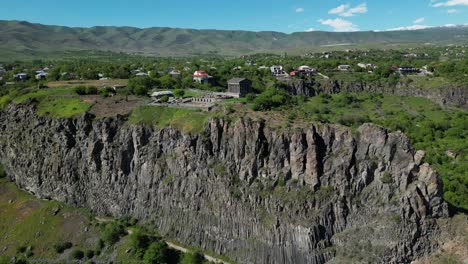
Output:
top-left (0, 104), bottom-right (449, 264)
top-left (279, 78), bottom-right (468, 109)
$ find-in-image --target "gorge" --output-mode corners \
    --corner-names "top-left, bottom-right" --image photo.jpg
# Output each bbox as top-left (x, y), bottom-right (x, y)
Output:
top-left (0, 103), bottom-right (452, 264)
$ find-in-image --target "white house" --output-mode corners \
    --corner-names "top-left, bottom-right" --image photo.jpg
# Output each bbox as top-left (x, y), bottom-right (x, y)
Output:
top-left (337, 65), bottom-right (351, 71)
top-left (270, 65), bottom-right (284, 76)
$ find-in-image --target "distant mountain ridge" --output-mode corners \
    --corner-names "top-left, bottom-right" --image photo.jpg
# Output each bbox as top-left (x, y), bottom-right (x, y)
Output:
top-left (1, 20), bottom-right (468, 57)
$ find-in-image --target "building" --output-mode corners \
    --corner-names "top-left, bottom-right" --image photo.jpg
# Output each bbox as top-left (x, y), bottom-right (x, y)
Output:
top-left (397, 66), bottom-right (420, 74)
top-left (227, 78), bottom-right (252, 97)
top-left (192, 70), bottom-right (213, 84)
top-left (35, 72), bottom-right (48, 80)
top-left (291, 65), bottom-right (317, 76)
top-left (337, 65), bottom-right (351, 71)
top-left (136, 72), bottom-right (149, 77)
top-left (270, 65), bottom-right (284, 76)
top-left (14, 73), bottom-right (28, 81)
top-left (169, 70), bottom-right (181, 79)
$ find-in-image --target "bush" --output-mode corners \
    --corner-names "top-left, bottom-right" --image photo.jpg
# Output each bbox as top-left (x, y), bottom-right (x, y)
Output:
top-left (85, 249), bottom-right (95, 259)
top-left (143, 241), bottom-right (170, 264)
top-left (100, 222), bottom-right (126, 245)
top-left (0, 164), bottom-right (6, 178)
top-left (71, 249), bottom-right (84, 260)
top-left (180, 252), bottom-right (205, 264)
top-left (53, 241), bottom-right (73, 253)
top-left (173, 89), bottom-right (185, 98)
top-left (160, 96), bottom-right (169, 103)
top-left (381, 172), bottom-right (393, 184)
top-left (74, 86), bottom-right (87, 95)
top-left (252, 88), bottom-right (292, 111)
top-left (129, 230), bottom-right (151, 258)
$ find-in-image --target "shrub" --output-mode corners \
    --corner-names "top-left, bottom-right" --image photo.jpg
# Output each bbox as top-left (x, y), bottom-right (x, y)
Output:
top-left (160, 96), bottom-right (169, 103)
top-left (173, 89), bottom-right (185, 98)
top-left (85, 86), bottom-right (98, 95)
top-left (129, 230), bottom-right (151, 258)
top-left (252, 88), bottom-right (292, 111)
top-left (100, 222), bottom-right (126, 245)
top-left (245, 93), bottom-right (256, 102)
top-left (381, 172), bottom-right (393, 184)
top-left (54, 241), bottom-right (73, 253)
top-left (74, 86), bottom-right (87, 95)
top-left (0, 164), bottom-right (5, 178)
top-left (85, 249), bottom-right (95, 259)
top-left (180, 251), bottom-right (205, 264)
top-left (143, 241), bottom-right (169, 264)
top-left (71, 249), bottom-right (84, 260)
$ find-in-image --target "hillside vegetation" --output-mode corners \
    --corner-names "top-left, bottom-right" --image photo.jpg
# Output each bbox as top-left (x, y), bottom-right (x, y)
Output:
top-left (2, 20), bottom-right (468, 58)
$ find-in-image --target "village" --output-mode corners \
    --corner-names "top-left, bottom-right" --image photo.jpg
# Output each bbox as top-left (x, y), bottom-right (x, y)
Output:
top-left (1, 46), bottom-right (463, 114)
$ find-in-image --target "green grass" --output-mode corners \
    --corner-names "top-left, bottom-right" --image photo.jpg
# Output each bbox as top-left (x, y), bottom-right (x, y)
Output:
top-left (36, 96), bottom-right (93, 118)
top-left (128, 106), bottom-right (211, 134)
top-left (402, 76), bottom-right (449, 89)
top-left (0, 178), bottom-right (98, 259)
top-left (2, 87), bottom-right (93, 118)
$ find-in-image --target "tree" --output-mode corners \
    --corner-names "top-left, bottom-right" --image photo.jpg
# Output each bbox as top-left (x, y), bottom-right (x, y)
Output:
top-left (143, 241), bottom-right (169, 264)
top-left (173, 89), bottom-right (185, 98)
top-left (180, 252), bottom-right (205, 264)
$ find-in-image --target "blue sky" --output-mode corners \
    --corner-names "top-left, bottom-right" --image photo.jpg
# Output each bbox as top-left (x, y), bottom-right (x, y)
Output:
top-left (1, 0), bottom-right (468, 32)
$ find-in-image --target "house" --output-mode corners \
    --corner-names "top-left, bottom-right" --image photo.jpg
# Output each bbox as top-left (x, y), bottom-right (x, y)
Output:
top-left (192, 70), bottom-right (213, 84)
top-left (35, 72), bottom-right (48, 80)
top-left (337, 65), bottom-right (351, 71)
top-left (270, 65), bottom-right (284, 76)
top-left (397, 66), bottom-right (420, 74)
top-left (291, 65), bottom-right (317, 76)
top-left (14, 73), bottom-right (28, 81)
top-left (136, 72), bottom-right (149, 77)
top-left (227, 78), bottom-right (252, 98)
top-left (169, 70), bottom-right (181, 79)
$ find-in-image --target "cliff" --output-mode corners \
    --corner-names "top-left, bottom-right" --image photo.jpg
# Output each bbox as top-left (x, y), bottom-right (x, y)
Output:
top-left (279, 78), bottom-right (468, 109)
top-left (0, 104), bottom-right (449, 264)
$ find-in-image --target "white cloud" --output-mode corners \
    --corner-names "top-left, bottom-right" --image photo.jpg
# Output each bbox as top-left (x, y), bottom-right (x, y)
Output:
top-left (295, 7), bottom-right (304, 13)
top-left (386, 25), bottom-right (432, 31)
top-left (432, 0), bottom-right (468, 7)
top-left (414, 17), bottom-right (425, 23)
top-left (328, 3), bottom-right (368, 17)
top-left (305, 28), bottom-right (316, 32)
top-left (318, 18), bottom-right (359, 32)
top-left (329, 4), bottom-right (350, 14)
top-left (447, 8), bottom-right (459, 12)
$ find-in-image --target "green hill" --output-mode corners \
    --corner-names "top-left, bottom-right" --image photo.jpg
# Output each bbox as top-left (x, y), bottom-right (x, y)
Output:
top-left (1, 20), bottom-right (468, 58)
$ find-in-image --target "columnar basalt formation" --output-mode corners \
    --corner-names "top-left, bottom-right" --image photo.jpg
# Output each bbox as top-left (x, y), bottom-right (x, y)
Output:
top-left (0, 104), bottom-right (449, 264)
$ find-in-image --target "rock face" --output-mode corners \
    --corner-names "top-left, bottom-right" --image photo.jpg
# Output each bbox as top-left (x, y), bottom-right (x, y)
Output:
top-left (0, 104), bottom-right (449, 264)
top-left (279, 78), bottom-right (468, 109)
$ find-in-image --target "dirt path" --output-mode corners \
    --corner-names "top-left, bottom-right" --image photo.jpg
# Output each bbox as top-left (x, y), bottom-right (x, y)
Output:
top-left (166, 242), bottom-right (230, 264)
top-left (95, 217), bottom-right (230, 263)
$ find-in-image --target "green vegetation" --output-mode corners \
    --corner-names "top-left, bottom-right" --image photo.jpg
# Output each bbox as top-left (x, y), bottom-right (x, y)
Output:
top-left (0, 178), bottom-right (233, 263)
top-left (0, 164), bottom-right (5, 178)
top-left (100, 222), bottom-right (126, 245)
top-left (381, 172), bottom-right (393, 184)
top-left (0, 178), bottom-right (98, 259)
top-left (128, 106), bottom-right (211, 134)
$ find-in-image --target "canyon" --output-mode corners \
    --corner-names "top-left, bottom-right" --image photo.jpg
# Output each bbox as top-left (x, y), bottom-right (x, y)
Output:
top-left (0, 103), bottom-right (452, 263)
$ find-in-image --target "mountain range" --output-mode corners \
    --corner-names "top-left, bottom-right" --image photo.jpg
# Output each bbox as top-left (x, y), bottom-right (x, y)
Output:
top-left (1, 20), bottom-right (468, 58)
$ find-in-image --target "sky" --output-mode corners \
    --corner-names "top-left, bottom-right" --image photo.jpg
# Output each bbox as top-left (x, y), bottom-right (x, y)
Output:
top-left (0, 0), bottom-right (468, 33)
